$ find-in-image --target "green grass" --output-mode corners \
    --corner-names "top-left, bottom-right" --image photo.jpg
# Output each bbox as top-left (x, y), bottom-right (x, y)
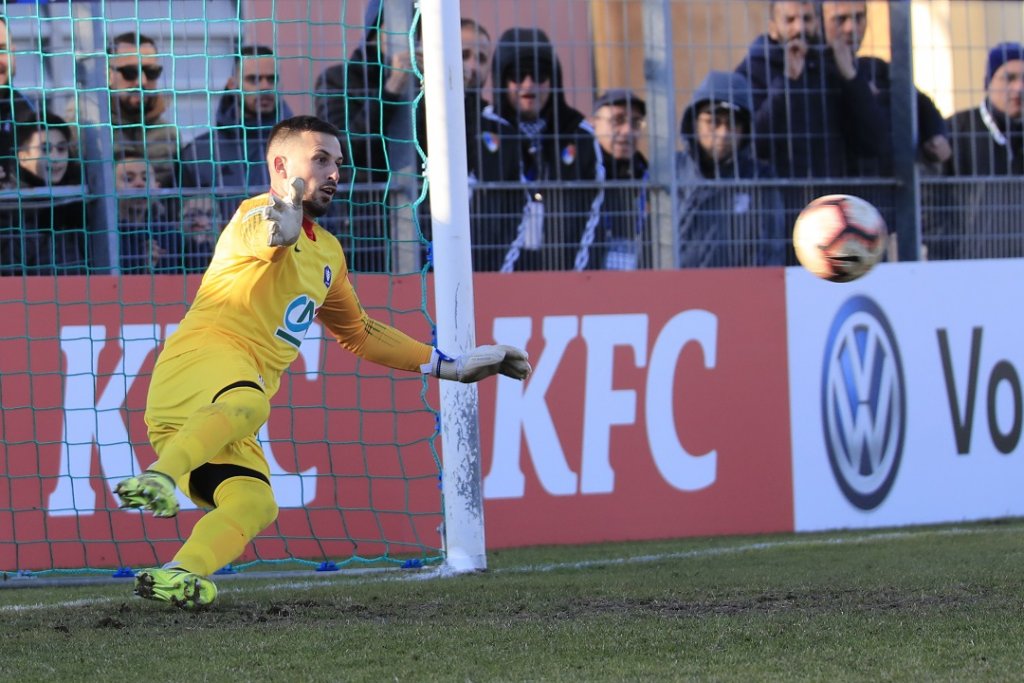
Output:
top-left (3, 521), bottom-right (1024, 682)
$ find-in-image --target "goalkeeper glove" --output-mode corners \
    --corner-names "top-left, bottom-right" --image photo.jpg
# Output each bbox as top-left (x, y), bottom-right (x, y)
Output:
top-left (263, 176), bottom-right (305, 247)
top-left (422, 345), bottom-right (531, 383)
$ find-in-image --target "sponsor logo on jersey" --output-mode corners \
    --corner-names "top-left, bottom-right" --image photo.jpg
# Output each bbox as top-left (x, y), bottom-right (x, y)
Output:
top-left (323, 266), bottom-right (332, 288)
top-left (275, 294), bottom-right (316, 348)
top-left (821, 295), bottom-right (906, 510)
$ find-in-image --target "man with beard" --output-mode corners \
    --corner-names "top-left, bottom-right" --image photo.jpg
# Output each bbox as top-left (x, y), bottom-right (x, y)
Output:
top-left (180, 45), bottom-right (294, 194)
top-left (67, 32), bottom-right (178, 189)
top-left (113, 116), bottom-right (531, 609)
top-left (735, 1), bottom-right (821, 112)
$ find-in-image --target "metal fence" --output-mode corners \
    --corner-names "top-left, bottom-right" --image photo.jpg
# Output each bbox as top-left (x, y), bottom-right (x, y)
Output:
top-left (0, 0), bottom-right (1020, 276)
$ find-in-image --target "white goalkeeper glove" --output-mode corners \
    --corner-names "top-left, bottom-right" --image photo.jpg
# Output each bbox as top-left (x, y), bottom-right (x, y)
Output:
top-left (421, 345), bottom-right (531, 383)
top-left (263, 176), bottom-right (305, 247)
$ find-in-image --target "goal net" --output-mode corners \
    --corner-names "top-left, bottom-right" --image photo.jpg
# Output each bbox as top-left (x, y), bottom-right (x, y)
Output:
top-left (0, 0), bottom-right (452, 576)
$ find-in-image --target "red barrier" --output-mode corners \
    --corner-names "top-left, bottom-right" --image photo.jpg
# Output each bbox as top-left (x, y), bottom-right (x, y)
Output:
top-left (0, 269), bottom-right (793, 571)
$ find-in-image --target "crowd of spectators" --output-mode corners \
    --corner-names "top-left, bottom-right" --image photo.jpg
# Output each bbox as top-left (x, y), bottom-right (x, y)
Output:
top-left (0, 1), bottom-right (1020, 276)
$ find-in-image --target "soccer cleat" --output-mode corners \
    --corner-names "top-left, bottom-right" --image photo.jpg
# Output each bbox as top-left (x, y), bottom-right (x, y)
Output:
top-left (114, 471), bottom-right (180, 518)
top-left (134, 568), bottom-right (218, 609)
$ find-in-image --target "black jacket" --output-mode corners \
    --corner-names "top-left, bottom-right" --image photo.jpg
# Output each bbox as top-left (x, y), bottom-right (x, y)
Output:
top-left (488, 27), bottom-right (605, 272)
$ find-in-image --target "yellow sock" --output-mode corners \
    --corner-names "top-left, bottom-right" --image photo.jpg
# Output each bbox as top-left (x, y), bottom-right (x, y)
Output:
top-left (149, 386), bottom-right (270, 482)
top-left (171, 476), bottom-right (279, 576)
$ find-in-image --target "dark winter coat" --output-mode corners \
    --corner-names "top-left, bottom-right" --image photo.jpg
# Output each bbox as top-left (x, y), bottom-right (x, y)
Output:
top-left (179, 90), bottom-right (294, 190)
top-left (925, 101), bottom-right (1024, 260)
top-left (677, 71), bottom-right (786, 269)
top-left (313, 0), bottom-right (422, 185)
top-left (489, 27), bottom-right (605, 272)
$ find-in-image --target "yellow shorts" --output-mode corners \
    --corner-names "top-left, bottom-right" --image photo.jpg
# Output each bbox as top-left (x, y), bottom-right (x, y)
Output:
top-left (145, 345), bottom-right (271, 503)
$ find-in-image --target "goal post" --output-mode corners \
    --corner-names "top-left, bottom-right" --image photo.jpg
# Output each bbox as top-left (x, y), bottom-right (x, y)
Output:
top-left (419, 0), bottom-right (488, 573)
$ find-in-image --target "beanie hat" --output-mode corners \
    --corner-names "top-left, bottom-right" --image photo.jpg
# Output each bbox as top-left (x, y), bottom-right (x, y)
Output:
top-left (985, 42), bottom-right (1024, 89)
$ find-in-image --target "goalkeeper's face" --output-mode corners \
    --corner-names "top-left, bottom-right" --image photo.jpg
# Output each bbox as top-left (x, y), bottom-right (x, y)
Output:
top-left (279, 131), bottom-right (343, 217)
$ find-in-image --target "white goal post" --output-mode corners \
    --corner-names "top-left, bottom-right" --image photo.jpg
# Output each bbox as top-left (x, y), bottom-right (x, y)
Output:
top-left (419, 0), bottom-right (488, 572)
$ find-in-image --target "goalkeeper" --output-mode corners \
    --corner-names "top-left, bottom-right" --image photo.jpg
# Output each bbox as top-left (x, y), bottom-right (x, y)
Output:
top-left (114, 115), bottom-right (530, 609)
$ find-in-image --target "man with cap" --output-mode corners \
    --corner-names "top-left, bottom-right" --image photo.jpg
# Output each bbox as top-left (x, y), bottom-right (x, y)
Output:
top-left (589, 89), bottom-right (649, 269)
top-left (488, 27), bottom-right (605, 272)
top-left (676, 71), bottom-right (786, 268)
top-left (945, 41), bottom-right (1024, 176)
top-left (929, 42), bottom-right (1024, 261)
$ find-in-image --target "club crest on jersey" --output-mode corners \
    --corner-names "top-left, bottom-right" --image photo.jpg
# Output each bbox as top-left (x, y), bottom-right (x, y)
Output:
top-left (323, 265), bottom-right (332, 288)
top-left (483, 131), bottom-right (500, 153)
top-left (275, 294), bottom-right (316, 348)
top-left (561, 144), bottom-right (576, 166)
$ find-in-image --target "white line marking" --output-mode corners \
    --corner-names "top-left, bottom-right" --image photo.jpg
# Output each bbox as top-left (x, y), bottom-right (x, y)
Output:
top-left (0, 524), bottom-right (1009, 614)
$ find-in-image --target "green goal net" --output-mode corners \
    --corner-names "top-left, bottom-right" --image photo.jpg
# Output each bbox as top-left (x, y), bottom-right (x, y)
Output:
top-left (0, 0), bottom-right (445, 577)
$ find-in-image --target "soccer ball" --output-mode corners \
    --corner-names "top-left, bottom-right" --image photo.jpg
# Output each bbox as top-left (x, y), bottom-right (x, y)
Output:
top-left (792, 194), bottom-right (888, 283)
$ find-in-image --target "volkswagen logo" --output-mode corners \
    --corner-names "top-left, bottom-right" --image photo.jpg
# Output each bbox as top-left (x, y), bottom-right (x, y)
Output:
top-left (821, 296), bottom-right (906, 510)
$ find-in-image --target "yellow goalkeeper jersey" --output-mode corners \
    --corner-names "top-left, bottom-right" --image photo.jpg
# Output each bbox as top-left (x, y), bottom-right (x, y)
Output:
top-left (160, 193), bottom-right (432, 397)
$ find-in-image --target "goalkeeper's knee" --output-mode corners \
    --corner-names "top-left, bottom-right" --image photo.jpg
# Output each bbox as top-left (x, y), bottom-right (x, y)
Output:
top-left (214, 383), bottom-right (271, 437)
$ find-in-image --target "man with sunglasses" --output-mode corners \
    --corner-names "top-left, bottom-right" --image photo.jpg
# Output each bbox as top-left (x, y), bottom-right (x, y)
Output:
top-left (488, 27), bottom-right (605, 273)
top-left (180, 46), bottom-right (294, 204)
top-left (66, 31), bottom-right (178, 189)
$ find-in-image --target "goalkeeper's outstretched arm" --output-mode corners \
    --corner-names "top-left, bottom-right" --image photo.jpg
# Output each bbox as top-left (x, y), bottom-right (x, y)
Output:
top-left (318, 275), bottom-right (530, 383)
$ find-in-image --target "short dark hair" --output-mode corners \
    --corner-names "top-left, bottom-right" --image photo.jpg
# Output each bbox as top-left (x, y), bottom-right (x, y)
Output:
top-left (108, 31), bottom-right (158, 54)
top-left (14, 112), bottom-right (72, 150)
top-left (460, 18), bottom-right (490, 41)
top-left (268, 115), bottom-right (342, 149)
top-left (235, 44), bottom-right (274, 68)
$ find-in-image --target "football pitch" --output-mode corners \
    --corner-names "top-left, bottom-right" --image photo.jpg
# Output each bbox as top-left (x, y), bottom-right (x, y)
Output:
top-left (3, 520), bottom-right (1023, 682)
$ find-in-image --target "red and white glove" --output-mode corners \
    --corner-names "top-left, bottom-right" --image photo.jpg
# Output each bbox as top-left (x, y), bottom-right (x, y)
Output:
top-left (422, 345), bottom-right (531, 383)
top-left (263, 176), bottom-right (305, 247)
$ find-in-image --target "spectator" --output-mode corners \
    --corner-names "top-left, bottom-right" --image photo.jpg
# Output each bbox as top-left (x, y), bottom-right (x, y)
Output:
top-left (735, 1), bottom-right (821, 112)
top-left (929, 42), bottom-right (1024, 260)
top-left (314, 0), bottom-right (417, 272)
top-left (945, 42), bottom-right (1024, 176)
top-left (0, 14), bottom-right (38, 184)
top-left (314, 0), bottom-right (421, 183)
top-left (588, 89), bottom-right (649, 270)
top-left (676, 71), bottom-right (786, 268)
top-left (175, 195), bottom-right (218, 273)
top-left (459, 18), bottom-right (524, 272)
top-left (0, 113), bottom-right (86, 275)
top-left (67, 32), bottom-right (178, 189)
top-left (820, 0), bottom-right (949, 175)
top-left (115, 154), bottom-right (173, 273)
top-left (742, 0), bottom-right (890, 179)
top-left (180, 45), bottom-right (294, 195)
top-left (489, 27), bottom-right (605, 272)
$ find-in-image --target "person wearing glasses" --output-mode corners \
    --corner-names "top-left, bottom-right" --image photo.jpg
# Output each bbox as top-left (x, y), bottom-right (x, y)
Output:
top-left (67, 32), bottom-right (178, 190)
top-left (180, 45), bottom-right (293, 196)
top-left (588, 90), bottom-right (649, 270)
top-left (488, 27), bottom-right (605, 273)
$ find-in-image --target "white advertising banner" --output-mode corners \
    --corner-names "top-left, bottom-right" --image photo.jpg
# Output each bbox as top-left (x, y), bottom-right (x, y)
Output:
top-left (787, 259), bottom-right (1024, 532)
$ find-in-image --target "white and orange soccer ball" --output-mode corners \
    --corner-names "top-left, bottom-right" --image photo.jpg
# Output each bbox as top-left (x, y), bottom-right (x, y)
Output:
top-left (792, 194), bottom-right (888, 283)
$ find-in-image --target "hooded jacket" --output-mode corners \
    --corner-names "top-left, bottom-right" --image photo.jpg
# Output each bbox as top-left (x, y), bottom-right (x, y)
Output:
top-left (180, 89), bottom-right (294, 189)
top-left (488, 28), bottom-right (605, 272)
top-left (676, 71), bottom-right (786, 268)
